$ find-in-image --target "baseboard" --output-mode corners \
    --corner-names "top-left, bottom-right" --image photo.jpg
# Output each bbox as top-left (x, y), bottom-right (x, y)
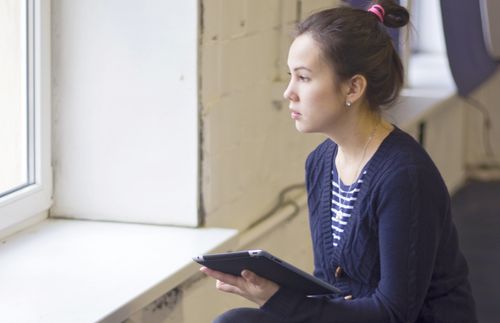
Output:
top-left (465, 163), bottom-right (500, 181)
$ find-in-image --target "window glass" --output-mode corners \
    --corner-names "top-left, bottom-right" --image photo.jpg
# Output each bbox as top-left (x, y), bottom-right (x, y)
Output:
top-left (410, 0), bottom-right (446, 54)
top-left (0, 0), bottom-right (29, 197)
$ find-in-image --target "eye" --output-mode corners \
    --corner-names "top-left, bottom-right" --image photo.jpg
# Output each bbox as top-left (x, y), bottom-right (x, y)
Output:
top-left (286, 72), bottom-right (311, 82)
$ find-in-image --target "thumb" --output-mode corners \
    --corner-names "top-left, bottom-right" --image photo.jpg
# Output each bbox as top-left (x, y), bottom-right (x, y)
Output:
top-left (241, 270), bottom-right (259, 284)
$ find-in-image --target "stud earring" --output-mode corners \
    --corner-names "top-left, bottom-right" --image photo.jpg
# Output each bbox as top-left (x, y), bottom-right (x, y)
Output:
top-left (346, 100), bottom-right (352, 108)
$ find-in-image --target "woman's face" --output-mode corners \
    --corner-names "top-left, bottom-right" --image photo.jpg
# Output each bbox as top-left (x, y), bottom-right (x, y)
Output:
top-left (284, 33), bottom-right (346, 134)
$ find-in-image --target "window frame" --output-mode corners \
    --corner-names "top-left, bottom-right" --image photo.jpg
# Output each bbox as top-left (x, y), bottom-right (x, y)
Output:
top-left (0, 0), bottom-right (52, 238)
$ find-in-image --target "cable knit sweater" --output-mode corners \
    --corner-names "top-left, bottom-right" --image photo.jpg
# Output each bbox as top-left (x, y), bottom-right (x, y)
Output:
top-left (261, 127), bottom-right (477, 323)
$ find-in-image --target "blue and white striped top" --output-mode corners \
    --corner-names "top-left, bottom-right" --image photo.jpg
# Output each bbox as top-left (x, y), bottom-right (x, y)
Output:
top-left (331, 169), bottom-right (367, 247)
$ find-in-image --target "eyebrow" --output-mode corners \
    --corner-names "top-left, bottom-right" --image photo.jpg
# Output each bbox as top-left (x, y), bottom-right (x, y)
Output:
top-left (292, 66), bottom-right (312, 72)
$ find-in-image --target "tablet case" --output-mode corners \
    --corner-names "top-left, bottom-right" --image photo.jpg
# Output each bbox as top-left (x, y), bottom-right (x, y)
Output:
top-left (193, 249), bottom-right (341, 296)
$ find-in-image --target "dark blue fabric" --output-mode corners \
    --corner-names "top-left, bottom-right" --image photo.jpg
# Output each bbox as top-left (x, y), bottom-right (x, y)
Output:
top-left (213, 308), bottom-right (284, 323)
top-left (260, 127), bottom-right (477, 323)
top-left (441, 0), bottom-right (497, 96)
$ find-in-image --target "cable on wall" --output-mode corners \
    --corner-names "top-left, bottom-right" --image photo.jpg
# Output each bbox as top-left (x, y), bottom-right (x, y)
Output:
top-left (463, 96), bottom-right (497, 164)
top-left (245, 183), bottom-right (306, 232)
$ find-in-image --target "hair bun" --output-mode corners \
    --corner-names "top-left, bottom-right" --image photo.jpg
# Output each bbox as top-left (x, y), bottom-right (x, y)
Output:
top-left (374, 0), bottom-right (410, 28)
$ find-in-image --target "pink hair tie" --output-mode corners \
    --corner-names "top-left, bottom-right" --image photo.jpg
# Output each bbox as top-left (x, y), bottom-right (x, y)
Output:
top-left (368, 4), bottom-right (385, 23)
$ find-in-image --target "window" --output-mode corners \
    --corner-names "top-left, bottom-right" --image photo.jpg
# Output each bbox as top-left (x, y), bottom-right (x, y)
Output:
top-left (0, 0), bottom-right (29, 197)
top-left (403, 0), bottom-right (454, 90)
top-left (0, 0), bottom-right (51, 237)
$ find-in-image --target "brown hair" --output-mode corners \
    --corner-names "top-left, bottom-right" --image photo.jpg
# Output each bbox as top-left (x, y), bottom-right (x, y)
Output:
top-left (295, 0), bottom-right (410, 109)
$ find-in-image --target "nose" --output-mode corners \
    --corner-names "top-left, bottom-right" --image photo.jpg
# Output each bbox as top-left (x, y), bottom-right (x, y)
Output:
top-left (283, 81), bottom-right (298, 102)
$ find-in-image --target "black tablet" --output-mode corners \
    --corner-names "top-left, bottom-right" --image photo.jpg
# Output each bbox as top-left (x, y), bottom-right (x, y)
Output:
top-left (193, 249), bottom-right (341, 296)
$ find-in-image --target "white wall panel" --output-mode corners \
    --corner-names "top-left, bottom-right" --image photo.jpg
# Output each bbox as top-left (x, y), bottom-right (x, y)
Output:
top-left (51, 0), bottom-right (199, 226)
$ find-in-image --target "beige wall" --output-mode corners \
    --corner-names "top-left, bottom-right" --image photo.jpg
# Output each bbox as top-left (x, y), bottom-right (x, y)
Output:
top-left (200, 0), bottom-right (336, 231)
top-left (464, 68), bottom-right (500, 173)
top-left (424, 96), bottom-right (466, 193)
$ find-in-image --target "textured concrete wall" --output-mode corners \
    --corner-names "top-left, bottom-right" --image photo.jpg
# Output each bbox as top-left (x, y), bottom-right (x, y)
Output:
top-left (463, 68), bottom-right (500, 173)
top-left (200, 0), bottom-right (335, 231)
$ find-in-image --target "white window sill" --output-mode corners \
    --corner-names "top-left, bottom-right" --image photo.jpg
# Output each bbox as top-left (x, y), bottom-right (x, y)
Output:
top-left (0, 219), bottom-right (237, 323)
top-left (385, 52), bottom-right (456, 127)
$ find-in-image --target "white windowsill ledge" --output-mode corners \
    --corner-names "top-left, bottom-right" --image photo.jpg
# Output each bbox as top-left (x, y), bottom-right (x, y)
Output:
top-left (0, 219), bottom-right (237, 323)
top-left (386, 52), bottom-right (456, 128)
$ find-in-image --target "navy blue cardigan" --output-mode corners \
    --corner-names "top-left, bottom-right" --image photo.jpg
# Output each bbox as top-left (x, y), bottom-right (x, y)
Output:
top-left (262, 127), bottom-right (477, 323)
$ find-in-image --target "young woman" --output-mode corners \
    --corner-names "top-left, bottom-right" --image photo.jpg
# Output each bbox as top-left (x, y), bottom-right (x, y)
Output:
top-left (201, 1), bottom-right (477, 322)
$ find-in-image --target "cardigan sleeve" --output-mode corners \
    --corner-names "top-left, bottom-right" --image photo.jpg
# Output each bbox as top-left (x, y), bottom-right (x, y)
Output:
top-left (304, 140), bottom-right (332, 283)
top-left (261, 165), bottom-right (448, 323)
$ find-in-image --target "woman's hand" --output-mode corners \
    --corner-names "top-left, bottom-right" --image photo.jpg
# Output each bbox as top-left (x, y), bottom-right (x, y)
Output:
top-left (200, 266), bottom-right (280, 307)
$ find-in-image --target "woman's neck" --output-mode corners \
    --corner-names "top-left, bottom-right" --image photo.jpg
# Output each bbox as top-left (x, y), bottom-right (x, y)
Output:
top-left (330, 110), bottom-right (393, 184)
top-left (332, 110), bottom-right (381, 159)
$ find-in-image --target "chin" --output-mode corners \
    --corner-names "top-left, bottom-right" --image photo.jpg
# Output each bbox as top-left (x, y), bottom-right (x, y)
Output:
top-left (295, 123), bottom-right (314, 133)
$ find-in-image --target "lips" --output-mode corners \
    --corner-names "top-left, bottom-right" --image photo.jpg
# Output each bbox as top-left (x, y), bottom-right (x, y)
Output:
top-left (290, 109), bottom-right (302, 120)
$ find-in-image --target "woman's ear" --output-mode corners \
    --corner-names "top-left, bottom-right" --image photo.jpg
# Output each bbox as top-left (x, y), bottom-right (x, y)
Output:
top-left (345, 74), bottom-right (367, 105)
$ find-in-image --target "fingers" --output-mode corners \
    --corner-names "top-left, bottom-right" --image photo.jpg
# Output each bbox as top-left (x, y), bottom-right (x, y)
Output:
top-left (200, 267), bottom-right (241, 286)
top-left (215, 279), bottom-right (243, 295)
top-left (200, 267), bottom-right (248, 296)
top-left (200, 267), bottom-right (279, 306)
top-left (199, 267), bottom-right (260, 293)
top-left (200, 267), bottom-right (259, 287)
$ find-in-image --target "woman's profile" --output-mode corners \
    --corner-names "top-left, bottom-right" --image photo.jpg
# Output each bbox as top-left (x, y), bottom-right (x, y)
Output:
top-left (200, 1), bottom-right (478, 322)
